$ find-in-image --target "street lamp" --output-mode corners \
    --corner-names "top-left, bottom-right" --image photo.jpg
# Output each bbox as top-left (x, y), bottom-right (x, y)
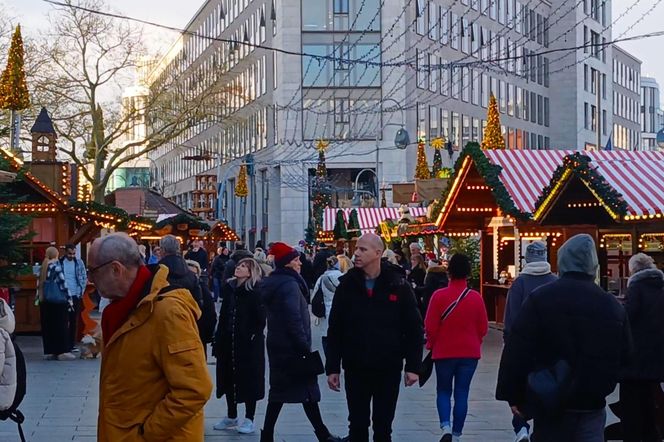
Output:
top-left (375, 98), bottom-right (409, 207)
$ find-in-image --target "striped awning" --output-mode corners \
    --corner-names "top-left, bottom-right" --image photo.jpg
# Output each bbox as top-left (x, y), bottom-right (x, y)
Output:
top-left (323, 207), bottom-right (427, 233)
top-left (483, 149), bottom-right (664, 217)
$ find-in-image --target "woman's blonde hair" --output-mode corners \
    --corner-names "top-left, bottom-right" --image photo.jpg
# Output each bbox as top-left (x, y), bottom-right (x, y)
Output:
top-left (39, 246), bottom-right (60, 292)
top-left (230, 258), bottom-right (263, 291)
top-left (337, 255), bottom-right (353, 273)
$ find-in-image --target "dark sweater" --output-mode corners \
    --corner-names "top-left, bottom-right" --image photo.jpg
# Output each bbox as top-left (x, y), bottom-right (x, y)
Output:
top-left (325, 262), bottom-right (424, 375)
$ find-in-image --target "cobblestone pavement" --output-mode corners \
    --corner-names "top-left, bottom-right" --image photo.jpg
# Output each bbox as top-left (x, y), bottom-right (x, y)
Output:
top-left (0, 327), bottom-right (618, 441)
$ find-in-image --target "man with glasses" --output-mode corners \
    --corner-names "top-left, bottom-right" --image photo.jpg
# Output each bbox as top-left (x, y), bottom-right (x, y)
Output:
top-left (89, 232), bottom-right (212, 441)
top-left (60, 243), bottom-right (87, 352)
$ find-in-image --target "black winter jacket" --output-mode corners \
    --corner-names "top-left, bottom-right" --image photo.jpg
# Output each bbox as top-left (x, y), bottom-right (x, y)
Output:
top-left (325, 262), bottom-right (424, 375)
top-left (211, 254), bottom-right (229, 280)
top-left (197, 279), bottom-right (217, 344)
top-left (622, 268), bottom-right (664, 381)
top-left (214, 280), bottom-right (265, 402)
top-left (496, 273), bottom-right (632, 411)
top-left (312, 249), bottom-right (334, 284)
top-left (159, 254), bottom-right (203, 307)
top-left (420, 266), bottom-right (449, 313)
top-left (262, 267), bottom-right (321, 403)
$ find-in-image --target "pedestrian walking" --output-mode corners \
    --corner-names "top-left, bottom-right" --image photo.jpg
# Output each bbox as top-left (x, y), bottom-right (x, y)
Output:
top-left (59, 244), bottom-right (87, 352)
top-left (326, 233), bottom-right (423, 442)
top-left (496, 234), bottom-right (632, 442)
top-left (213, 258), bottom-right (266, 435)
top-left (38, 246), bottom-right (76, 361)
top-left (619, 253), bottom-right (664, 441)
top-left (90, 233), bottom-right (212, 441)
top-left (185, 240), bottom-right (209, 273)
top-left (502, 241), bottom-right (557, 442)
top-left (424, 254), bottom-right (488, 442)
top-left (420, 259), bottom-right (448, 318)
top-left (312, 255), bottom-right (343, 356)
top-left (407, 254), bottom-right (427, 288)
top-left (159, 235), bottom-right (203, 307)
top-left (211, 247), bottom-right (230, 301)
top-left (312, 242), bottom-right (335, 284)
top-left (260, 242), bottom-right (341, 442)
top-left (185, 260), bottom-right (217, 354)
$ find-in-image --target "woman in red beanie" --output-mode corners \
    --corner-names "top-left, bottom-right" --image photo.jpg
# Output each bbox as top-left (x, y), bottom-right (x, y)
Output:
top-left (259, 242), bottom-right (341, 442)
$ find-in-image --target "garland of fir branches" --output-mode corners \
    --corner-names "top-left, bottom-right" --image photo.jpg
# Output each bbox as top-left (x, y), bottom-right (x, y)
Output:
top-left (429, 142), bottom-right (531, 222)
top-left (534, 153), bottom-right (628, 217)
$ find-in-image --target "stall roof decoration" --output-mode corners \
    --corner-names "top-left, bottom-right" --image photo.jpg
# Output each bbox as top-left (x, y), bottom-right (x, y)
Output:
top-left (432, 144), bottom-right (664, 228)
top-left (534, 151), bottom-right (664, 222)
top-left (323, 207), bottom-right (427, 234)
top-left (203, 220), bottom-right (239, 241)
top-left (154, 213), bottom-right (211, 231)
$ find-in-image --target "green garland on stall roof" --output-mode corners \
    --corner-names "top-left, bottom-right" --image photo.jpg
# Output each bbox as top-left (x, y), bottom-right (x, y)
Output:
top-left (333, 209), bottom-right (348, 240)
top-left (153, 213), bottom-right (211, 231)
top-left (429, 142), bottom-right (531, 223)
top-left (534, 153), bottom-right (628, 217)
top-left (129, 214), bottom-right (155, 228)
top-left (347, 209), bottom-right (361, 238)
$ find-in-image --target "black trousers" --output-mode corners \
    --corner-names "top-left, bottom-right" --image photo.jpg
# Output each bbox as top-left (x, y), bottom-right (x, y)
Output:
top-left (68, 296), bottom-right (81, 350)
top-left (344, 370), bottom-right (401, 442)
top-left (620, 381), bottom-right (662, 442)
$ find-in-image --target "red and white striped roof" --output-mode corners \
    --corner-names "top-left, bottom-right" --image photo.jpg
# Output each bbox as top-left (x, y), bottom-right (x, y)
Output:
top-left (323, 207), bottom-right (427, 233)
top-left (483, 149), bottom-right (664, 217)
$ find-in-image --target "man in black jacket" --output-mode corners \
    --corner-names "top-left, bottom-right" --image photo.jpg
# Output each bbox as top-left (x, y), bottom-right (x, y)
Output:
top-left (496, 234), bottom-right (632, 441)
top-left (326, 233), bottom-right (423, 442)
top-left (159, 235), bottom-right (203, 307)
top-left (312, 242), bottom-right (334, 284)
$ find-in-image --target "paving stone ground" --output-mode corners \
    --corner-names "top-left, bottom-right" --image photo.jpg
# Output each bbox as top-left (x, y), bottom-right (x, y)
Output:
top-left (0, 326), bottom-right (618, 441)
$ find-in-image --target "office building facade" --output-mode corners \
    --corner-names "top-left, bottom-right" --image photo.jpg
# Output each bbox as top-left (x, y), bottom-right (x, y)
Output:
top-left (611, 46), bottom-right (641, 150)
top-left (641, 76), bottom-right (664, 150)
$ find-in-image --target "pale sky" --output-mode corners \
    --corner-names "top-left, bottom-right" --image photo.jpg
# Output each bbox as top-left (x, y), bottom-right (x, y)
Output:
top-left (3, 0), bottom-right (664, 95)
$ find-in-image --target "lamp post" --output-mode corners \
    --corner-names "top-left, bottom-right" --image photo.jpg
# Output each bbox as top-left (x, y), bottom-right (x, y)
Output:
top-left (375, 98), bottom-right (410, 208)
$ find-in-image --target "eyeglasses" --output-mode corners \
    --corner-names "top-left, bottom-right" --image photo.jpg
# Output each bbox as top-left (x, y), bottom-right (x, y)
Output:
top-left (87, 260), bottom-right (116, 275)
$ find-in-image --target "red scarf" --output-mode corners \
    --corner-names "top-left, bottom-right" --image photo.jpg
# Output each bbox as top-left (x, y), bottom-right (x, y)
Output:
top-left (101, 266), bottom-right (152, 343)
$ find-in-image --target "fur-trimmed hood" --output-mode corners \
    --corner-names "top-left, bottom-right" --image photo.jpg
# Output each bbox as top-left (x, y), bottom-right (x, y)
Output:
top-left (628, 268), bottom-right (664, 287)
top-left (426, 265), bottom-right (447, 274)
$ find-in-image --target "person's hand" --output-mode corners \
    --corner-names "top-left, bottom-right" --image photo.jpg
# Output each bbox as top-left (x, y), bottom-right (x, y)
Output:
top-left (511, 406), bottom-right (524, 418)
top-left (328, 374), bottom-right (341, 391)
top-left (404, 372), bottom-right (419, 387)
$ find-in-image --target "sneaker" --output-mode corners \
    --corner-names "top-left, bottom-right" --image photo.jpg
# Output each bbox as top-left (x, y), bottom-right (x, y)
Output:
top-left (440, 425), bottom-right (452, 442)
top-left (213, 417), bottom-right (238, 430)
top-left (237, 418), bottom-right (255, 434)
top-left (515, 427), bottom-right (529, 442)
top-left (57, 352), bottom-right (76, 361)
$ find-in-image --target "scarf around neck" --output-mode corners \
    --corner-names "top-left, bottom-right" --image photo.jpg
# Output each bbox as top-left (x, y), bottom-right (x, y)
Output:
top-left (101, 265), bottom-right (152, 343)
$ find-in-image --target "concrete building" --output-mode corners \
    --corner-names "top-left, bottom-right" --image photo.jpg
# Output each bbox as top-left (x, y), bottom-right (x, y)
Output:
top-left (147, 0), bottom-right (622, 245)
top-left (641, 76), bottom-right (664, 150)
top-left (611, 46), bottom-right (641, 150)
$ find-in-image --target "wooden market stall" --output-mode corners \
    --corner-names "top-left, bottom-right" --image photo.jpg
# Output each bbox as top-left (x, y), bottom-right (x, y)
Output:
top-left (532, 151), bottom-right (664, 296)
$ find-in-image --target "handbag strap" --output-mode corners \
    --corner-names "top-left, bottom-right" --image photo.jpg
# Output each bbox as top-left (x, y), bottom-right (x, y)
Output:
top-left (440, 287), bottom-right (471, 322)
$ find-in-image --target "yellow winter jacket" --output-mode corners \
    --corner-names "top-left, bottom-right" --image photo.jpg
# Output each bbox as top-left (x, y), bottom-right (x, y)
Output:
top-left (98, 265), bottom-right (212, 442)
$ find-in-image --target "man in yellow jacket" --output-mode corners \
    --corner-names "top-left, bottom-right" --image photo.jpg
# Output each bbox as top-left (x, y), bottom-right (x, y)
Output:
top-left (88, 233), bottom-right (212, 441)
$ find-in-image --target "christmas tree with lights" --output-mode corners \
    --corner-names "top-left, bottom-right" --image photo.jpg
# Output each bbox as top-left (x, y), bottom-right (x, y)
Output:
top-left (415, 139), bottom-right (431, 179)
top-left (311, 140), bottom-right (331, 233)
top-left (430, 137), bottom-right (444, 177)
top-left (0, 25), bottom-right (30, 154)
top-left (235, 165), bottom-right (248, 197)
top-left (481, 94), bottom-right (505, 150)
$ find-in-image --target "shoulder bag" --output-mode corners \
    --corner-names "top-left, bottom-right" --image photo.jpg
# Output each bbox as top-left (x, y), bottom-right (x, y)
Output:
top-left (419, 287), bottom-right (471, 387)
top-left (42, 266), bottom-right (69, 305)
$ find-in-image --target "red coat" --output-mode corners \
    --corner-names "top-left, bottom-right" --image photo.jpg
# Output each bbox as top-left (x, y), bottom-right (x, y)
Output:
top-left (424, 279), bottom-right (488, 360)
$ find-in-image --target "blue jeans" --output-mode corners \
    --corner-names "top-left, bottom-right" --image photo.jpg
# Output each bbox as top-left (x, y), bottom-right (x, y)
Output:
top-left (212, 278), bottom-right (221, 302)
top-left (434, 358), bottom-right (479, 436)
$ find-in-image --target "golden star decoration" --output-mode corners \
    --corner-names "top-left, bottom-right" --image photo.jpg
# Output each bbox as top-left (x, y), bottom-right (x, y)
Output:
top-left (430, 137), bottom-right (445, 150)
top-left (316, 139), bottom-right (329, 152)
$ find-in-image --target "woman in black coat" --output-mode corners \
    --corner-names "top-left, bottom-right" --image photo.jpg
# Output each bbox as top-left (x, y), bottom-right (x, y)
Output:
top-left (620, 253), bottom-right (664, 441)
top-left (212, 258), bottom-right (266, 435)
top-left (260, 242), bottom-right (341, 442)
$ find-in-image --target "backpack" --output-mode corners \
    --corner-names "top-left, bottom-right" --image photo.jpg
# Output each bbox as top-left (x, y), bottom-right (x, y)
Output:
top-left (0, 340), bottom-right (26, 442)
top-left (311, 285), bottom-right (325, 319)
top-left (43, 266), bottom-right (68, 305)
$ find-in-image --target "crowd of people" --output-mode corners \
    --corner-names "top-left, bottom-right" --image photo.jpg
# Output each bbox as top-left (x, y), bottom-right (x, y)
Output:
top-left (3, 232), bottom-right (663, 442)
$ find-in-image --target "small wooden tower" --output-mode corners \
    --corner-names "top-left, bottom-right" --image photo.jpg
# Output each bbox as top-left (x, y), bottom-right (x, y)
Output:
top-left (30, 107), bottom-right (57, 162)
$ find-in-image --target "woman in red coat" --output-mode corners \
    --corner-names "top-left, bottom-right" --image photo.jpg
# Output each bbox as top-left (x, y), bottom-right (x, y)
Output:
top-left (424, 254), bottom-right (488, 442)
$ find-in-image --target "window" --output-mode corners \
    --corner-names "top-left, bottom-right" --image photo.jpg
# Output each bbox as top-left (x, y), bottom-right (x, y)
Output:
top-left (461, 18), bottom-right (469, 54)
top-left (481, 74), bottom-right (489, 107)
top-left (490, 0), bottom-right (496, 20)
top-left (462, 67), bottom-right (470, 102)
top-left (516, 86), bottom-right (522, 116)
top-left (499, 80), bottom-right (506, 112)
top-left (507, 83), bottom-right (513, 116)
top-left (530, 91), bottom-right (536, 123)
top-left (537, 55), bottom-right (543, 85)
top-left (416, 0), bottom-right (426, 35)
top-left (544, 58), bottom-right (549, 87)
top-left (335, 43), bottom-right (350, 70)
top-left (451, 13), bottom-right (459, 49)
top-left (430, 106), bottom-right (440, 138)
top-left (602, 73), bottom-right (606, 99)
top-left (584, 64), bottom-right (588, 91)
top-left (584, 26), bottom-right (588, 54)
top-left (334, 0), bottom-right (349, 14)
top-left (536, 14), bottom-right (542, 44)
top-left (498, 0), bottom-right (505, 24)
top-left (472, 69), bottom-right (480, 105)
top-left (441, 58), bottom-right (449, 96)
top-left (543, 17), bottom-right (549, 47)
top-left (507, 0), bottom-right (513, 28)
top-left (523, 88), bottom-right (529, 120)
top-left (429, 1), bottom-right (437, 40)
top-left (440, 8), bottom-right (449, 45)
top-left (416, 49), bottom-right (426, 89)
top-left (537, 94), bottom-right (543, 125)
top-left (429, 54), bottom-right (438, 92)
top-left (602, 109), bottom-right (607, 135)
top-left (544, 97), bottom-right (549, 127)
top-left (591, 31), bottom-right (600, 59)
top-left (452, 67), bottom-right (460, 98)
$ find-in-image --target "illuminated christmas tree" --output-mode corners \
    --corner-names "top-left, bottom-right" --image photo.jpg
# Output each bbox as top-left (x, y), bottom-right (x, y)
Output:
top-left (235, 165), bottom-right (248, 197)
top-left (481, 94), bottom-right (505, 150)
top-left (430, 137), bottom-right (445, 177)
top-left (0, 25), bottom-right (30, 111)
top-left (311, 140), bottom-right (331, 233)
top-left (415, 139), bottom-right (431, 179)
top-left (0, 25), bottom-right (30, 154)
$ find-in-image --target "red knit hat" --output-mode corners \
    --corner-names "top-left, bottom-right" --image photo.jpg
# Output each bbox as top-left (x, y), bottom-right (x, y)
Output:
top-left (269, 242), bottom-right (300, 268)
